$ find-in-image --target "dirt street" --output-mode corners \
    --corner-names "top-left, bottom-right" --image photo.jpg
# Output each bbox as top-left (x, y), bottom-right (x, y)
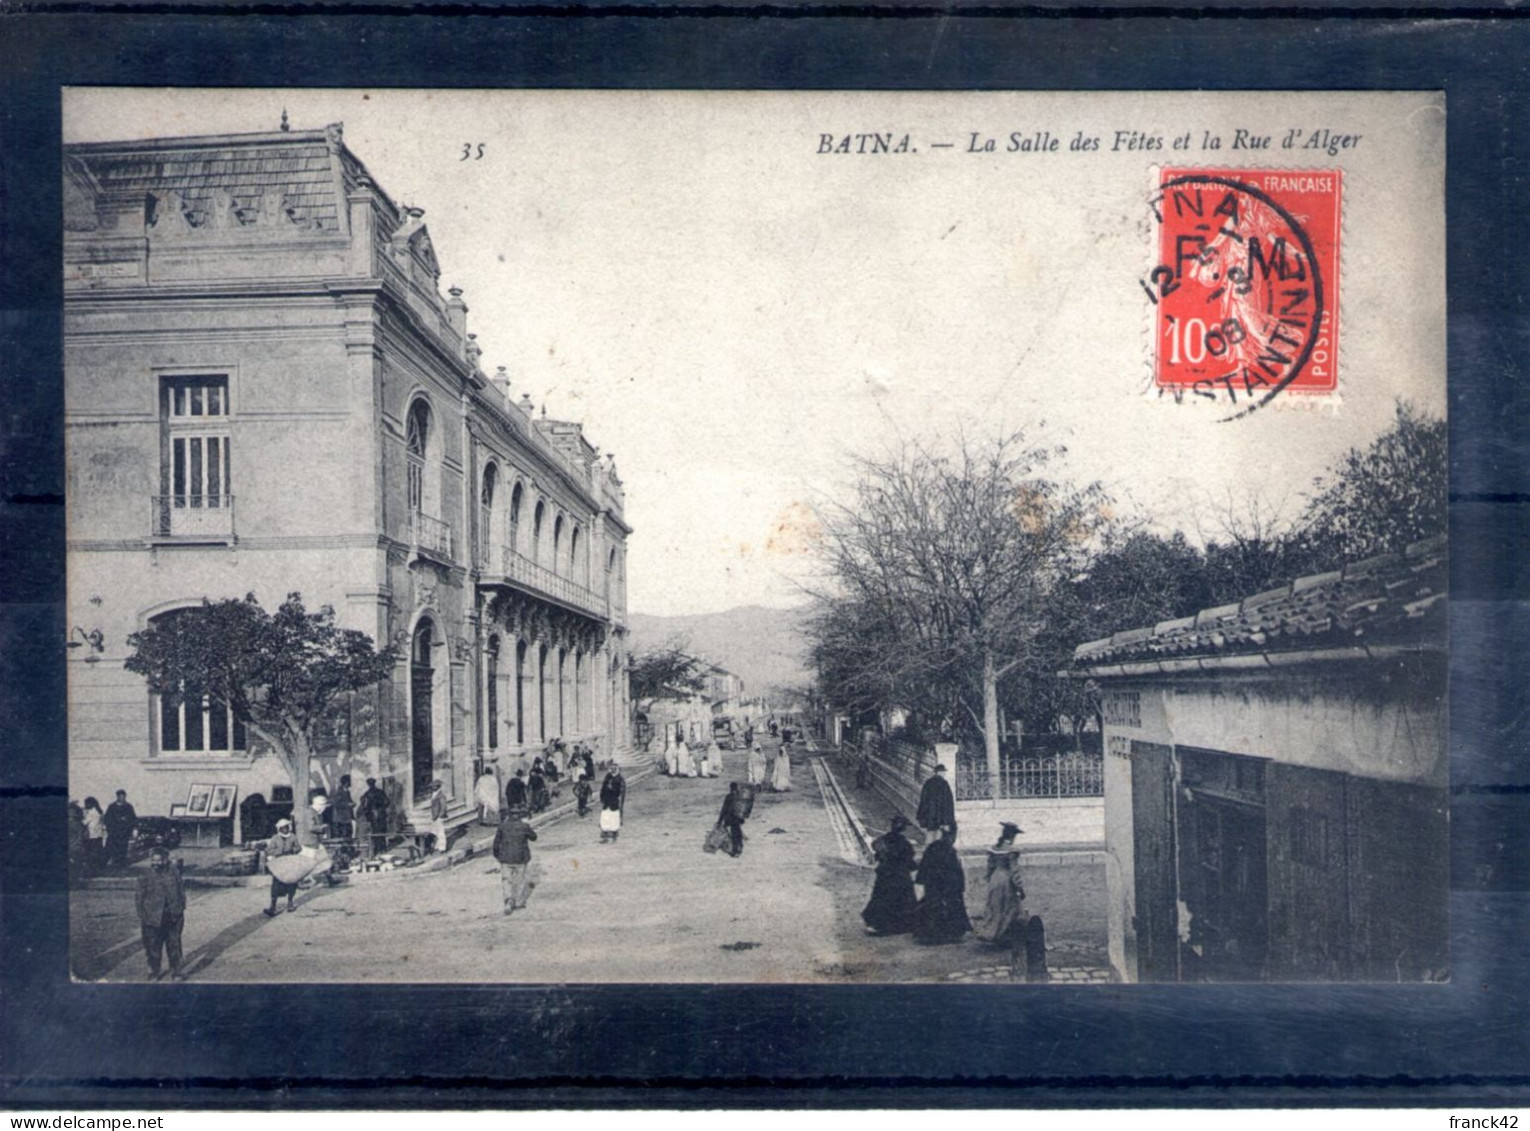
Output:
top-left (75, 746), bottom-right (1107, 984)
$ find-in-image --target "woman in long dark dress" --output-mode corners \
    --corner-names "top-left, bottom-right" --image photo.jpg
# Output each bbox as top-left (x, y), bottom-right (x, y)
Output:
top-left (862, 814), bottom-right (919, 935)
top-left (913, 829), bottom-right (973, 945)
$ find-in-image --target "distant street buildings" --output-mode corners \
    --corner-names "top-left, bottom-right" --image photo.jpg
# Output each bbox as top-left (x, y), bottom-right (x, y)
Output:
top-left (65, 122), bottom-right (632, 844)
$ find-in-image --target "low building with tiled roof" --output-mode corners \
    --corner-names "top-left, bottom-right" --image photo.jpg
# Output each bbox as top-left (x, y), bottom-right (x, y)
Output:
top-left (1069, 536), bottom-right (1445, 675)
top-left (1065, 537), bottom-right (1447, 985)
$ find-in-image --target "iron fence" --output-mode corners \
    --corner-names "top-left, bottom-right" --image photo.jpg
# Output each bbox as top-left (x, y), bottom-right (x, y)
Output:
top-left (410, 511), bottom-right (454, 560)
top-left (499, 545), bottom-right (606, 619)
top-left (955, 752), bottom-right (1104, 800)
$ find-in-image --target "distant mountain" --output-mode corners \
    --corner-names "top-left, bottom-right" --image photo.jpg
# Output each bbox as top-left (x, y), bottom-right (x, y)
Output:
top-left (627, 604), bottom-right (812, 699)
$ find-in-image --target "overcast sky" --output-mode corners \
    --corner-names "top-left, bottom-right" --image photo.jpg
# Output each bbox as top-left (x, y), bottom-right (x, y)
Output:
top-left (65, 89), bottom-right (1445, 617)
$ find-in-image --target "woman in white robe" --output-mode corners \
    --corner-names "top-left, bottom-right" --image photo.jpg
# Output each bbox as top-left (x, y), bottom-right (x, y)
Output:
top-left (677, 740), bottom-right (695, 777)
top-left (771, 745), bottom-right (792, 792)
top-left (665, 741), bottom-right (681, 777)
top-left (474, 767), bottom-right (502, 825)
top-left (746, 743), bottom-right (768, 787)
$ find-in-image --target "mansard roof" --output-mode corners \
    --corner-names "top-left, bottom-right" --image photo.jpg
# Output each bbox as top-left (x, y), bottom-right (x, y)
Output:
top-left (64, 124), bottom-right (397, 235)
top-left (1070, 535), bottom-right (1446, 671)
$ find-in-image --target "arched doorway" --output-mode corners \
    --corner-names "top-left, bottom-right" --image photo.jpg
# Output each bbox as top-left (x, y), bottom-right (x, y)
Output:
top-left (515, 639), bottom-right (527, 745)
top-left (537, 643), bottom-right (549, 742)
top-left (411, 620), bottom-right (436, 802)
top-left (484, 634), bottom-right (501, 751)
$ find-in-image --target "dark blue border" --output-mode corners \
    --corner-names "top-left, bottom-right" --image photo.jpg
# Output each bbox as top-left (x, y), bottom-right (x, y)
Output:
top-left (2, 12), bottom-right (1526, 1108)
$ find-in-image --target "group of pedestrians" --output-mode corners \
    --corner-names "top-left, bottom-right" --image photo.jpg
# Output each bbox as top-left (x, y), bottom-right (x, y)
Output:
top-left (68, 789), bottom-right (139, 882)
top-left (663, 738), bottom-right (723, 778)
top-left (861, 763), bottom-right (1045, 972)
top-left (744, 739), bottom-right (793, 792)
top-left (862, 814), bottom-right (974, 946)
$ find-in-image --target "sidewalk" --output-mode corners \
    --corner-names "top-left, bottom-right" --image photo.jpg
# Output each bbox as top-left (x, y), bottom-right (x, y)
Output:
top-left (77, 764), bottom-right (656, 892)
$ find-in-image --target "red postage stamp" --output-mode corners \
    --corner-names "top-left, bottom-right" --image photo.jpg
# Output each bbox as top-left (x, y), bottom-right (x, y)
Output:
top-left (1145, 167), bottom-right (1342, 413)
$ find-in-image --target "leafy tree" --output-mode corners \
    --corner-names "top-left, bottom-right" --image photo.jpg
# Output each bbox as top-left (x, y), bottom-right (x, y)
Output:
top-left (1015, 527), bottom-right (1212, 743)
top-left (627, 638), bottom-right (706, 705)
top-left (124, 593), bottom-right (399, 838)
top-left (1299, 399), bottom-right (1447, 562)
top-left (805, 595), bottom-right (911, 726)
top-left (810, 430), bottom-right (1103, 782)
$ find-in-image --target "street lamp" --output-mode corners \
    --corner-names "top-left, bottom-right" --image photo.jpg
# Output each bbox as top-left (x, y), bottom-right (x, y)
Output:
top-left (67, 626), bottom-right (106, 663)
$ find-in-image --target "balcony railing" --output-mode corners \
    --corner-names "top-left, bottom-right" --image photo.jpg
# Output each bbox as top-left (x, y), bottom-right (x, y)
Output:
top-left (410, 511), bottom-right (454, 561)
top-left (955, 752), bottom-right (1104, 801)
top-left (491, 544), bottom-right (607, 619)
top-left (151, 494), bottom-right (235, 540)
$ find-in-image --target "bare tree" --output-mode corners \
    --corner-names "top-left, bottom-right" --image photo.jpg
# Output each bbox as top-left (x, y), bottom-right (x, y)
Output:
top-left (811, 430), bottom-right (1101, 782)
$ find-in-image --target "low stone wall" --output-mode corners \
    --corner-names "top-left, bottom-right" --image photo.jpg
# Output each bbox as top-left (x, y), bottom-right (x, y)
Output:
top-left (857, 735), bottom-right (938, 817)
top-left (953, 795), bottom-right (1104, 851)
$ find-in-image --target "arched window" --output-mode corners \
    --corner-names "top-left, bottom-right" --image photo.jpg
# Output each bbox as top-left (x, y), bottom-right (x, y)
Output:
top-left (552, 514), bottom-right (565, 575)
top-left (605, 547), bottom-right (616, 600)
top-left (150, 609), bottom-right (246, 754)
top-left (569, 527), bottom-right (582, 586)
top-left (509, 482), bottom-right (523, 554)
top-left (485, 635), bottom-right (500, 750)
top-left (532, 501), bottom-right (545, 564)
top-left (479, 464), bottom-right (498, 569)
top-left (405, 400), bottom-right (429, 514)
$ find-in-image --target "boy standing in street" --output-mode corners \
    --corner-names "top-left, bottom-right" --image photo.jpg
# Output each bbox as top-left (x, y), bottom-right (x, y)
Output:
top-left (492, 804), bottom-right (538, 915)
top-left (135, 847), bottom-right (186, 980)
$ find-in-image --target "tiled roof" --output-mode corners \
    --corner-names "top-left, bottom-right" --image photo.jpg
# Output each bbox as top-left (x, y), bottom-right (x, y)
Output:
top-left (1071, 535), bottom-right (1445, 668)
top-left (67, 128), bottom-right (361, 233)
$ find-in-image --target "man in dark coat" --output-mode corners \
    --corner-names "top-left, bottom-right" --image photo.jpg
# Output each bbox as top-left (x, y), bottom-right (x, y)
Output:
top-left (915, 763), bottom-right (958, 842)
top-left (357, 777), bottom-right (389, 858)
top-left (862, 814), bottom-right (919, 935)
top-left (598, 764), bottom-right (626, 844)
top-left (330, 775), bottom-right (356, 839)
top-left (913, 829), bottom-right (972, 945)
top-left (492, 804), bottom-right (538, 915)
top-left (716, 782), bottom-right (749, 857)
top-left (528, 761), bottom-right (549, 815)
top-left (135, 847), bottom-right (187, 979)
top-left (505, 769), bottom-right (528, 812)
top-left (104, 789), bottom-right (137, 869)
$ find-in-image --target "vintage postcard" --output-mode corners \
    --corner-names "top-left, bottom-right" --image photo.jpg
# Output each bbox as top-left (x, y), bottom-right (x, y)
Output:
top-left (62, 88), bottom-right (1445, 986)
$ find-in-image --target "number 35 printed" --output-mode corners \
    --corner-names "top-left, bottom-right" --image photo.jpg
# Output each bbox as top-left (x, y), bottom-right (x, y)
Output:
top-left (461, 143), bottom-right (486, 161)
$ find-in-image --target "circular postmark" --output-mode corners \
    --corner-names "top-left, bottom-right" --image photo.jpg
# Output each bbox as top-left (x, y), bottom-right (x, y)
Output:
top-left (1144, 169), bottom-right (1339, 420)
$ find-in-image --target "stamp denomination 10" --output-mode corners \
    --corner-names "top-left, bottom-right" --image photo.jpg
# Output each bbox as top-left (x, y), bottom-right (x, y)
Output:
top-left (1145, 167), bottom-right (1342, 417)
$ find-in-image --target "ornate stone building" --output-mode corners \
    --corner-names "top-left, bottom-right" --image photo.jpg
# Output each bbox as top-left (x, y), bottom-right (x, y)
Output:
top-left (64, 123), bottom-right (632, 839)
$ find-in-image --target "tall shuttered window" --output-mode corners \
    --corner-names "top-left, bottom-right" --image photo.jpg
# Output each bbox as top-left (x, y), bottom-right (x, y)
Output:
top-left (158, 376), bottom-right (233, 538)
